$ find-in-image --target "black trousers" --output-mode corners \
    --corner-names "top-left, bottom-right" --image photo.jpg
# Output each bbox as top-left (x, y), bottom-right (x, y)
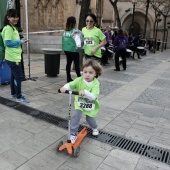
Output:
top-left (115, 50), bottom-right (126, 70)
top-left (64, 51), bottom-right (81, 80)
top-left (85, 54), bottom-right (101, 63)
top-left (101, 43), bottom-right (109, 64)
top-left (132, 46), bottom-right (140, 58)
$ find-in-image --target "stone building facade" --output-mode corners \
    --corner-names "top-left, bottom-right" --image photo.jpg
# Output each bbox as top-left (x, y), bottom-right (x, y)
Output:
top-left (20, 0), bottom-right (170, 52)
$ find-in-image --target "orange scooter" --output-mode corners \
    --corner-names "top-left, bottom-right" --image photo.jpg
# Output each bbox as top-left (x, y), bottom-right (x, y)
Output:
top-left (57, 90), bottom-right (87, 157)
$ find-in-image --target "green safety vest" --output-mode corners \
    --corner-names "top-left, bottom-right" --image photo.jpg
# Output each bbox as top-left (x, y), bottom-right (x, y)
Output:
top-left (62, 28), bottom-right (79, 52)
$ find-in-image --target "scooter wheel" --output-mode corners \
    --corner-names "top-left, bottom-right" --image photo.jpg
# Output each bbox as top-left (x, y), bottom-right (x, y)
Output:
top-left (73, 146), bottom-right (80, 157)
top-left (57, 141), bottom-right (63, 152)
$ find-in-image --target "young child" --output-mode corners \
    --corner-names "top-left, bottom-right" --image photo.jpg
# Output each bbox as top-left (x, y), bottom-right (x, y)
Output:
top-left (60, 59), bottom-right (102, 144)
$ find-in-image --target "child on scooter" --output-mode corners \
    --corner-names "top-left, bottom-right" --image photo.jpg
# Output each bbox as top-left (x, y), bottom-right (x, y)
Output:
top-left (60, 59), bottom-right (102, 144)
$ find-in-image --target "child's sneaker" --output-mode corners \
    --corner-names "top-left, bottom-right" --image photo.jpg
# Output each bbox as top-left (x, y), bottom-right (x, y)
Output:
top-left (70, 134), bottom-right (77, 144)
top-left (16, 96), bottom-right (30, 103)
top-left (92, 128), bottom-right (99, 136)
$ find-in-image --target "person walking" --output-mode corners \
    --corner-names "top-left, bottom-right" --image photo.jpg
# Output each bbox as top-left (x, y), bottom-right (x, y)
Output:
top-left (114, 29), bottom-right (128, 71)
top-left (101, 26), bottom-right (111, 65)
top-left (1, 9), bottom-right (29, 103)
top-left (157, 39), bottom-right (161, 51)
top-left (62, 16), bottom-right (82, 83)
top-left (82, 13), bottom-right (106, 62)
top-left (132, 33), bottom-right (142, 59)
top-left (60, 59), bottom-right (102, 144)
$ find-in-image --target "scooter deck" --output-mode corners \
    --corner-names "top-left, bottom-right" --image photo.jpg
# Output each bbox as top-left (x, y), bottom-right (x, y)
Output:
top-left (58, 127), bottom-right (87, 155)
top-left (73, 127), bottom-right (87, 149)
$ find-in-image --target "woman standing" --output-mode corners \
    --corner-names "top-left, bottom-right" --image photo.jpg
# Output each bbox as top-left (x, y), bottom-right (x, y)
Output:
top-left (82, 13), bottom-right (106, 62)
top-left (2, 9), bottom-right (29, 103)
top-left (62, 16), bottom-right (81, 83)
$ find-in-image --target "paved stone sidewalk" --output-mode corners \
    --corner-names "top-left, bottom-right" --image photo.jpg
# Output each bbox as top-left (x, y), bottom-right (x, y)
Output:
top-left (0, 50), bottom-right (170, 170)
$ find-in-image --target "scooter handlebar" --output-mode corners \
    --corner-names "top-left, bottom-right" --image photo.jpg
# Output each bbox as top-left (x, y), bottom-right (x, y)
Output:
top-left (58, 89), bottom-right (79, 95)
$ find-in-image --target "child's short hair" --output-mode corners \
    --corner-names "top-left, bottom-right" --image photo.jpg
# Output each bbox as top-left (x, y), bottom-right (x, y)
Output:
top-left (82, 59), bottom-right (102, 78)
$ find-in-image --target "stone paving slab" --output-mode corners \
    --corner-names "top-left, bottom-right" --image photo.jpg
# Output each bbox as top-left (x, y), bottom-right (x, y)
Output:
top-left (1, 51), bottom-right (170, 169)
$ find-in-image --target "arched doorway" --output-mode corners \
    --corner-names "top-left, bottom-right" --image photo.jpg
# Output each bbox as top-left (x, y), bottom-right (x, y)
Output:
top-left (121, 11), bottom-right (152, 38)
top-left (129, 22), bottom-right (140, 35)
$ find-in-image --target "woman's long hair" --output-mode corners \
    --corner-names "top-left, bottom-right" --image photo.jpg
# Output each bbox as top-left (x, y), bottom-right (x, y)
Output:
top-left (65, 16), bottom-right (76, 31)
top-left (4, 9), bottom-right (19, 29)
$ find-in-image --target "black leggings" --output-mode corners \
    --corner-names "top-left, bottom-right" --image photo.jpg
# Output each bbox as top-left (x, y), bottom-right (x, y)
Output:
top-left (85, 54), bottom-right (101, 63)
top-left (64, 51), bottom-right (81, 79)
top-left (132, 46), bottom-right (140, 58)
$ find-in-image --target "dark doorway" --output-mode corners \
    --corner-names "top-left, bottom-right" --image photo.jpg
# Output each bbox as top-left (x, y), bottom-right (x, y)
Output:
top-left (129, 22), bottom-right (140, 35)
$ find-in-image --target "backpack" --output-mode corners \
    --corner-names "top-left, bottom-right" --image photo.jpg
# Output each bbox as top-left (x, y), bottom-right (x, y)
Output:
top-left (116, 38), bottom-right (127, 51)
top-left (0, 31), bottom-right (5, 60)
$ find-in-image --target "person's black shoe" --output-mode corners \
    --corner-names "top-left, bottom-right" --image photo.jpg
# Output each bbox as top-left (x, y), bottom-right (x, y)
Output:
top-left (138, 56), bottom-right (141, 59)
top-left (67, 78), bottom-right (73, 83)
top-left (106, 62), bottom-right (110, 64)
top-left (123, 68), bottom-right (126, 71)
top-left (114, 69), bottom-right (120, 71)
top-left (101, 62), bottom-right (106, 66)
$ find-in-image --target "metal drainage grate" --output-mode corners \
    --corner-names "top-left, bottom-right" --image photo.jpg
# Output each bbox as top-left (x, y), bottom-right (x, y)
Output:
top-left (0, 96), bottom-right (170, 165)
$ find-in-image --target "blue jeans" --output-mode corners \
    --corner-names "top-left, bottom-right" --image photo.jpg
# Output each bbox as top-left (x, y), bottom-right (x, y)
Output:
top-left (6, 60), bottom-right (22, 98)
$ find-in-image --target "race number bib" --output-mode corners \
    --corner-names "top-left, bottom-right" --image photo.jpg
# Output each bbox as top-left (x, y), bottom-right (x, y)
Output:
top-left (78, 97), bottom-right (95, 111)
top-left (84, 37), bottom-right (94, 46)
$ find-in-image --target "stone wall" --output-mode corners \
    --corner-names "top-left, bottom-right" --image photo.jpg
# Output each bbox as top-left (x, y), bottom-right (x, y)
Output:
top-left (22, 35), bottom-right (62, 53)
top-left (20, 0), bottom-right (170, 53)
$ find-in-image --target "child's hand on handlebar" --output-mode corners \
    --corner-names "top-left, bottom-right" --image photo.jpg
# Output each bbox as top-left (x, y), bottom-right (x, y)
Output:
top-left (60, 87), bottom-right (67, 93)
top-left (79, 90), bottom-right (85, 96)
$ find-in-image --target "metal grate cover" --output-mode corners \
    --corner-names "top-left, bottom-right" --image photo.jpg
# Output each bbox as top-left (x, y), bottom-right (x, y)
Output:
top-left (0, 96), bottom-right (170, 165)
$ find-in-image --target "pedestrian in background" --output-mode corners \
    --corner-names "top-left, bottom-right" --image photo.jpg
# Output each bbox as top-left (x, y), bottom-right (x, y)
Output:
top-left (62, 16), bottom-right (82, 83)
top-left (82, 13), bottom-right (106, 62)
top-left (132, 33), bottom-right (142, 59)
top-left (157, 39), bottom-right (161, 51)
top-left (2, 9), bottom-right (29, 103)
top-left (101, 26), bottom-right (111, 65)
top-left (114, 29), bottom-right (128, 71)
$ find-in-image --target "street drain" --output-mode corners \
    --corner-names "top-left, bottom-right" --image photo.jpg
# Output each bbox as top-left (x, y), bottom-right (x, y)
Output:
top-left (0, 96), bottom-right (170, 165)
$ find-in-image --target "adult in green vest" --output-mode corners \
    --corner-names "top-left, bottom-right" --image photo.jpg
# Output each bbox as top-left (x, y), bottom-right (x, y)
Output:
top-left (62, 16), bottom-right (82, 83)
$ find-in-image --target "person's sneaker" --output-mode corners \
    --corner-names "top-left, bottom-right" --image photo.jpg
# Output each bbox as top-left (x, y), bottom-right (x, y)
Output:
top-left (11, 94), bottom-right (24, 99)
top-left (11, 94), bottom-right (16, 99)
top-left (16, 96), bottom-right (30, 103)
top-left (92, 128), bottom-right (99, 136)
top-left (70, 134), bottom-right (77, 144)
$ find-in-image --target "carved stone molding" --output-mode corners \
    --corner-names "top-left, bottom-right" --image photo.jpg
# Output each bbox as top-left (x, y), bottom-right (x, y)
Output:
top-left (34, 0), bottom-right (49, 8)
top-left (34, 0), bottom-right (41, 8)
top-left (51, 0), bottom-right (60, 8)
top-left (34, 0), bottom-right (60, 8)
